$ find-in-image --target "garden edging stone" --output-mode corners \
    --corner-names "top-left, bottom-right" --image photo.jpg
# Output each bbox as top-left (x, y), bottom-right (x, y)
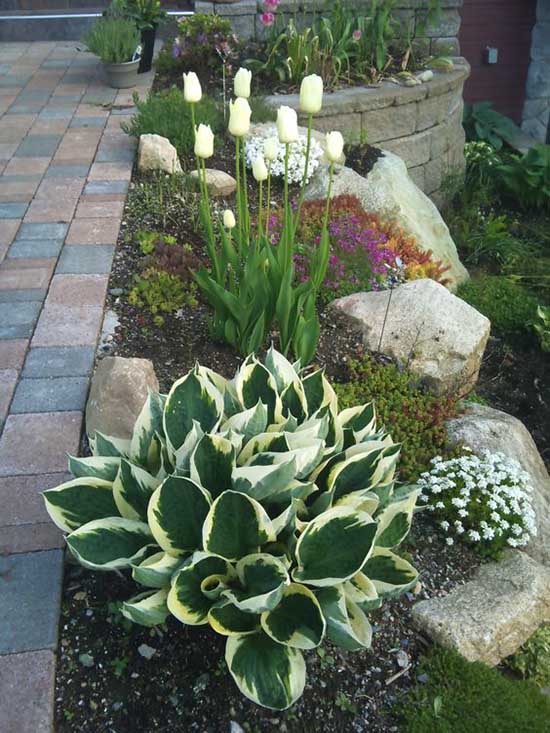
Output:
top-left (330, 279), bottom-right (489, 397)
top-left (446, 403), bottom-right (550, 567)
top-left (412, 551), bottom-right (550, 666)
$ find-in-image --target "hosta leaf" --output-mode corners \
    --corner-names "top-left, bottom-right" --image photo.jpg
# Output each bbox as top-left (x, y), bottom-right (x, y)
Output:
top-left (173, 419), bottom-right (204, 474)
top-left (327, 445), bottom-right (387, 502)
top-left (375, 490), bottom-right (419, 549)
top-left (130, 391), bottom-right (166, 468)
top-left (293, 507), bottom-right (377, 587)
top-left (222, 553), bottom-right (289, 613)
top-left (335, 490), bottom-right (380, 516)
top-left (148, 476), bottom-right (211, 557)
top-left (343, 572), bottom-right (380, 612)
top-left (237, 432), bottom-right (289, 465)
top-left (66, 517), bottom-right (153, 571)
top-left (131, 551), bottom-right (186, 589)
top-left (272, 440), bottom-right (325, 480)
top-left (220, 400), bottom-right (268, 444)
top-left (261, 583), bottom-right (325, 650)
top-left (164, 368), bottom-right (223, 452)
top-left (226, 632), bottom-right (306, 710)
top-left (208, 601), bottom-right (260, 636)
top-left (264, 345), bottom-right (299, 392)
top-left (113, 459), bottom-right (160, 521)
top-left (339, 402), bottom-right (376, 443)
top-left (231, 458), bottom-right (297, 502)
top-left (281, 380), bottom-right (307, 422)
top-left (234, 356), bottom-right (282, 424)
top-left (43, 478), bottom-right (119, 533)
top-left (301, 369), bottom-right (337, 415)
top-left (89, 432), bottom-right (131, 459)
top-left (68, 455), bottom-right (120, 482)
top-left (267, 479), bottom-right (317, 507)
top-left (167, 553), bottom-right (234, 625)
top-left (203, 490), bottom-right (276, 561)
top-left (362, 547), bottom-right (418, 598)
top-left (190, 433), bottom-right (235, 498)
top-left (317, 585), bottom-right (373, 651)
top-left (122, 588), bottom-right (169, 627)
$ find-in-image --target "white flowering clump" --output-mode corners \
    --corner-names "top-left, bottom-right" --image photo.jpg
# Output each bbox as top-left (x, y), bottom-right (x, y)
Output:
top-left (417, 450), bottom-right (537, 557)
top-left (245, 127), bottom-right (322, 185)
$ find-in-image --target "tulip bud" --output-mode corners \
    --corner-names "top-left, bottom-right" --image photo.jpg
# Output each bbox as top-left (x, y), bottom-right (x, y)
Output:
top-left (183, 71), bottom-right (202, 103)
top-left (325, 130), bottom-right (344, 163)
top-left (223, 209), bottom-right (236, 229)
top-left (276, 106), bottom-right (299, 144)
top-left (252, 155), bottom-right (268, 182)
top-left (234, 67), bottom-right (252, 99)
top-left (194, 123), bottom-right (214, 159)
top-left (263, 136), bottom-right (279, 162)
top-left (228, 97), bottom-right (252, 137)
top-left (299, 74), bottom-right (323, 114)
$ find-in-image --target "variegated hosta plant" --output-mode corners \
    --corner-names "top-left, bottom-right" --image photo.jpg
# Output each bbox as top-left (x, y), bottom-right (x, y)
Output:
top-left (43, 347), bottom-right (419, 710)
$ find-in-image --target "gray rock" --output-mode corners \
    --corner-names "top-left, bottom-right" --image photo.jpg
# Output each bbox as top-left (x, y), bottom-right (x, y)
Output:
top-left (412, 551), bottom-right (550, 665)
top-left (85, 356), bottom-right (159, 440)
top-left (306, 152), bottom-right (468, 289)
top-left (189, 168), bottom-right (237, 197)
top-left (447, 403), bottom-right (550, 566)
top-left (137, 134), bottom-right (182, 175)
top-left (331, 279), bottom-right (490, 396)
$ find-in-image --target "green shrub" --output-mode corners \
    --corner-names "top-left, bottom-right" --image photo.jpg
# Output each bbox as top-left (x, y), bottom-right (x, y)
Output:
top-left (121, 88), bottom-right (223, 159)
top-left (533, 305), bottom-right (550, 352)
top-left (128, 268), bottom-right (197, 324)
top-left (458, 276), bottom-right (539, 337)
top-left (42, 348), bottom-right (419, 710)
top-left (463, 101), bottom-right (522, 151)
top-left (498, 144), bottom-right (550, 210)
top-left (334, 355), bottom-right (458, 481)
top-left (507, 624), bottom-right (550, 688)
top-left (401, 645), bottom-right (550, 732)
top-left (83, 17), bottom-right (140, 64)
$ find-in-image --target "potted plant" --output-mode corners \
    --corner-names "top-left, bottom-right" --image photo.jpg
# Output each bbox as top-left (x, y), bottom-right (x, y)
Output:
top-left (83, 17), bottom-right (141, 89)
top-left (124, 0), bottom-right (167, 74)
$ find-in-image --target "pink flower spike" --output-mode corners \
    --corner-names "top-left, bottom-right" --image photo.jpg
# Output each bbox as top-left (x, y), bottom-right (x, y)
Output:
top-left (352, 30), bottom-right (362, 41)
top-left (264, 0), bottom-right (280, 8)
top-left (260, 12), bottom-right (275, 26)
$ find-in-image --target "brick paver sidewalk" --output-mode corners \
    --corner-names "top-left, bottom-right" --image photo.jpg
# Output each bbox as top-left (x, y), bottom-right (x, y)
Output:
top-left (0, 41), bottom-right (153, 732)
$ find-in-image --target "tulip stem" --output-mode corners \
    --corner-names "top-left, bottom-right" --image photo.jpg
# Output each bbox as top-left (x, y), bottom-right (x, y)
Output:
top-left (323, 161), bottom-right (334, 233)
top-left (283, 142), bottom-right (291, 270)
top-left (241, 138), bottom-right (250, 245)
top-left (235, 135), bottom-right (243, 251)
top-left (265, 164), bottom-right (272, 236)
top-left (258, 178), bottom-right (263, 238)
top-left (293, 112), bottom-right (312, 237)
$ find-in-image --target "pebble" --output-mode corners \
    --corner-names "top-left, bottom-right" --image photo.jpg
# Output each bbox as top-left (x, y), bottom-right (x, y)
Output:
top-left (417, 673), bottom-right (429, 684)
top-left (229, 722), bottom-right (245, 733)
top-left (109, 288), bottom-right (124, 296)
top-left (78, 653), bottom-right (94, 668)
top-left (396, 650), bottom-right (409, 669)
top-left (137, 643), bottom-right (157, 659)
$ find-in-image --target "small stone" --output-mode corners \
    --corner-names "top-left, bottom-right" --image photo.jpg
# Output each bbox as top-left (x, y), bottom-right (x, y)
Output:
top-left (230, 722), bottom-right (245, 733)
top-left (109, 288), bottom-right (123, 296)
top-left (396, 650), bottom-right (409, 668)
top-left (417, 673), bottom-right (429, 684)
top-left (86, 356), bottom-right (159, 440)
top-left (112, 701), bottom-right (123, 711)
top-left (138, 134), bottom-right (182, 175)
top-left (137, 643), bottom-right (157, 660)
top-left (189, 169), bottom-right (237, 197)
top-left (416, 70), bottom-right (434, 83)
top-left (78, 653), bottom-right (94, 668)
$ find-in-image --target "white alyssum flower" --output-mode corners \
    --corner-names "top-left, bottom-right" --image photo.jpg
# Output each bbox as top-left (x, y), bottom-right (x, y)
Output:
top-left (245, 127), bottom-right (322, 185)
top-left (416, 449), bottom-right (537, 556)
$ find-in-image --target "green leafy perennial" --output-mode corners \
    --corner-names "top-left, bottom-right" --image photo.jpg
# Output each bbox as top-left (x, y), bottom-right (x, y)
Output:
top-left (43, 348), bottom-right (418, 710)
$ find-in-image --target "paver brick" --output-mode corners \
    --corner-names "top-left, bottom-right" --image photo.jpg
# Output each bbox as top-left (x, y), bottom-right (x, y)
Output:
top-left (88, 161), bottom-right (133, 181)
top-left (8, 238), bottom-right (64, 258)
top-left (84, 179), bottom-right (128, 194)
top-left (16, 221), bottom-right (68, 240)
top-left (0, 218), bottom-right (20, 247)
top-left (0, 202), bottom-right (27, 218)
top-left (0, 266), bottom-right (53, 290)
top-left (66, 217), bottom-right (121, 245)
top-left (22, 345), bottom-right (95, 378)
top-left (1, 523), bottom-right (64, 554)
top-left (0, 339), bottom-right (27, 369)
top-left (12, 376), bottom-right (89, 413)
top-left (32, 303), bottom-right (104, 346)
top-left (0, 472), bottom-right (69, 528)
top-left (3, 156), bottom-right (50, 176)
top-left (0, 549), bottom-right (64, 653)
top-left (0, 288), bottom-right (46, 302)
top-left (0, 649), bottom-right (56, 733)
top-left (0, 300), bottom-right (41, 338)
top-left (0, 411), bottom-right (82, 475)
top-left (44, 163), bottom-right (90, 178)
top-left (0, 368), bottom-right (18, 425)
top-left (47, 273), bottom-right (108, 306)
top-left (75, 199), bottom-right (125, 219)
top-left (56, 244), bottom-right (114, 275)
top-left (15, 134), bottom-right (61, 158)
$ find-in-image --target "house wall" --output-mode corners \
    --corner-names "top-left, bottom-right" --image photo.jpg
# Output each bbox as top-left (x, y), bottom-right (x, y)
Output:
top-left (522, 0), bottom-right (550, 142)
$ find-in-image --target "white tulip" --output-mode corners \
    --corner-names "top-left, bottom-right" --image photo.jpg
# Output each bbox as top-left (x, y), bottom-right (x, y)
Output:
top-left (263, 136), bottom-right (279, 162)
top-left (252, 155), bottom-right (268, 182)
top-left (325, 130), bottom-right (344, 163)
top-left (234, 67), bottom-right (252, 99)
top-left (299, 74), bottom-right (323, 114)
top-left (223, 209), bottom-right (236, 229)
top-left (194, 123), bottom-right (214, 159)
top-left (276, 106), bottom-right (299, 144)
top-left (228, 97), bottom-right (252, 137)
top-left (183, 71), bottom-right (202, 103)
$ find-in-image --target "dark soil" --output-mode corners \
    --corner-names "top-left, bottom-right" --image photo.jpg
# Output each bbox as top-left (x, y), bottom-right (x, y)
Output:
top-left (54, 514), bottom-right (481, 733)
top-left (344, 144), bottom-right (384, 178)
top-left (475, 336), bottom-right (550, 471)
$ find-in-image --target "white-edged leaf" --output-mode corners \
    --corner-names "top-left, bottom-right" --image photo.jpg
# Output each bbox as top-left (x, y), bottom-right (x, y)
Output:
top-left (113, 459), bottom-right (160, 521)
top-left (122, 588), bottom-right (169, 627)
top-left (190, 433), bottom-right (235, 498)
top-left (362, 547), bottom-right (419, 598)
top-left (208, 601), bottom-right (260, 636)
top-left (375, 490), bottom-right (419, 548)
top-left (130, 391), bottom-right (165, 468)
top-left (89, 431), bottom-right (131, 458)
top-left (68, 455), bottom-right (120, 482)
top-left (222, 553), bottom-right (289, 613)
top-left (261, 583), bottom-right (325, 650)
top-left (43, 477), bottom-right (119, 533)
top-left (317, 585), bottom-right (373, 651)
top-left (167, 552), bottom-right (234, 625)
top-left (131, 551), bottom-right (186, 588)
top-left (66, 517), bottom-right (153, 570)
top-left (220, 400), bottom-right (268, 444)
